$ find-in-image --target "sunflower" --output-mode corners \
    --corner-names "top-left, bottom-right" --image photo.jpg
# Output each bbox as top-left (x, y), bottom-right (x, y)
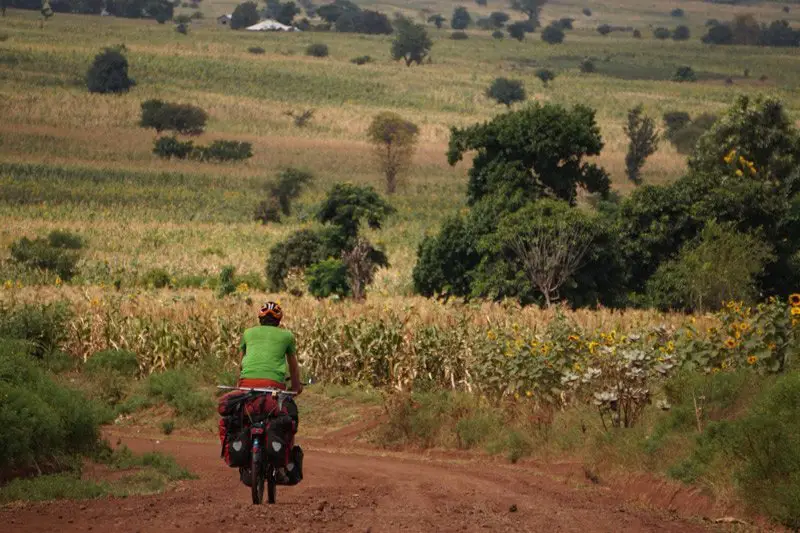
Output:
top-left (790, 294), bottom-right (800, 307)
top-left (724, 337), bottom-right (737, 349)
top-left (747, 355), bottom-right (758, 365)
top-left (792, 307), bottom-right (800, 317)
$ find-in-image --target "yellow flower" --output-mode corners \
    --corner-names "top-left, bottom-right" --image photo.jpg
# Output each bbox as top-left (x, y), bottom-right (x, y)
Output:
top-left (568, 335), bottom-right (580, 342)
top-left (235, 283), bottom-right (249, 293)
top-left (792, 307), bottom-right (800, 316)
top-left (666, 341), bottom-right (675, 353)
top-left (55, 276), bottom-right (62, 287)
top-left (588, 341), bottom-right (599, 355)
top-left (735, 169), bottom-right (744, 177)
top-left (789, 293), bottom-right (800, 307)
top-left (738, 155), bottom-right (747, 165)
top-left (712, 367), bottom-right (721, 374)
top-left (573, 362), bottom-right (582, 372)
top-left (723, 149), bottom-right (736, 164)
top-left (724, 337), bottom-right (737, 349)
top-left (487, 330), bottom-right (497, 341)
top-left (747, 355), bottom-right (758, 365)
top-left (3, 280), bottom-right (12, 290)
top-left (525, 390), bottom-right (533, 398)
top-left (768, 343), bottom-right (777, 351)
top-left (514, 392), bottom-right (520, 400)
top-left (738, 322), bottom-right (749, 332)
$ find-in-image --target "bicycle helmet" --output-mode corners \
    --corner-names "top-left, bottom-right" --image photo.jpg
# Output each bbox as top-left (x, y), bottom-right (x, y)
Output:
top-left (258, 301), bottom-right (283, 324)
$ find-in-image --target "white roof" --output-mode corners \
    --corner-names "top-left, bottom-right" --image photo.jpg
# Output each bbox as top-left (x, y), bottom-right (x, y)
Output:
top-left (245, 19), bottom-right (298, 31)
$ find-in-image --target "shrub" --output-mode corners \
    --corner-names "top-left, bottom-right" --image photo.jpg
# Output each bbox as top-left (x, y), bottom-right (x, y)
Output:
top-left (662, 111), bottom-right (692, 139)
top-left (0, 302), bottom-right (71, 359)
top-left (141, 267), bottom-right (171, 288)
top-left (653, 26), bottom-right (670, 39)
top-left (152, 135), bottom-right (193, 159)
top-left (476, 18), bottom-right (493, 31)
top-left (85, 350), bottom-right (139, 376)
top-left (175, 23), bottom-right (189, 35)
top-left (670, 8), bottom-right (684, 17)
top-left (702, 23), bottom-right (733, 44)
top-left (140, 99), bottom-right (208, 135)
top-left (284, 109), bottom-right (314, 127)
top-left (541, 24), bottom-right (565, 44)
top-left (193, 140), bottom-right (253, 162)
top-left (580, 57), bottom-right (595, 73)
top-left (535, 68), bottom-right (555, 86)
top-left (597, 24), bottom-right (611, 35)
top-left (305, 43), bottom-right (329, 57)
top-left (350, 55), bottom-right (372, 65)
top-left (486, 77), bottom-right (526, 107)
top-left (427, 14), bottom-right (445, 29)
top-left (672, 24), bottom-right (690, 41)
top-left (666, 113), bottom-right (716, 154)
top-left (451, 6), bottom-right (471, 30)
top-left (555, 17), bottom-right (574, 30)
top-left (247, 46), bottom-right (266, 54)
top-left (262, 167), bottom-right (314, 219)
top-left (489, 11), bottom-right (510, 28)
top-left (217, 265), bottom-right (236, 298)
top-left (9, 233), bottom-right (82, 281)
top-left (492, 30), bottom-right (504, 39)
top-left (673, 65), bottom-right (696, 82)
top-left (582, 7), bottom-right (591, 17)
top-left (254, 198), bottom-right (281, 224)
top-left (231, 1), bottom-right (259, 29)
top-left (86, 47), bottom-right (135, 94)
top-left (632, 28), bottom-right (641, 38)
top-left (306, 258), bottom-right (351, 298)
top-left (450, 31), bottom-right (469, 40)
top-left (161, 420), bottom-right (175, 435)
top-left (507, 21), bottom-right (528, 41)
top-left (146, 370), bottom-right (213, 422)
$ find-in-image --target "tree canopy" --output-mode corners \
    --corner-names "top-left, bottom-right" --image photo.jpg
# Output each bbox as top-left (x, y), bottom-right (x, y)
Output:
top-left (391, 15), bottom-right (432, 66)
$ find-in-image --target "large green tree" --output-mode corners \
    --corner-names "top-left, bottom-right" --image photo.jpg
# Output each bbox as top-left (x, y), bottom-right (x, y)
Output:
top-left (446, 103), bottom-right (610, 205)
top-left (391, 15), bottom-right (432, 66)
top-left (510, 0), bottom-right (547, 27)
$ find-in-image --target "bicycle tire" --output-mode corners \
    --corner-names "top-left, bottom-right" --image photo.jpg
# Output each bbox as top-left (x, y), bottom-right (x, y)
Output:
top-left (251, 444), bottom-right (264, 505)
top-left (267, 466), bottom-right (277, 504)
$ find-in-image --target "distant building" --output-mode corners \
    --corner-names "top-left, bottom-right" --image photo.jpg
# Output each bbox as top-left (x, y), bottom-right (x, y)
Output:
top-left (245, 19), bottom-right (299, 32)
top-left (217, 14), bottom-right (232, 26)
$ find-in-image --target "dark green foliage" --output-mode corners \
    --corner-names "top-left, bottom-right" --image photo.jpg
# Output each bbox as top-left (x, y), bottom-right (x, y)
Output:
top-left (141, 267), bottom-right (171, 288)
top-left (510, 0), bottom-right (546, 26)
top-left (555, 17), bottom-right (574, 30)
top-left (447, 102), bottom-right (609, 206)
top-left (0, 302), bottom-right (71, 359)
top-left (670, 8), bottom-right (684, 17)
top-left (86, 47), bottom-right (135, 94)
top-left (486, 77), bottom-right (526, 107)
top-left (624, 104), bottom-right (659, 185)
top-left (317, 183), bottom-right (395, 239)
top-left (703, 17), bottom-right (800, 47)
top-left (653, 26), bottom-right (670, 39)
top-left (306, 258), bottom-right (351, 298)
top-left (413, 215), bottom-right (480, 299)
top-left (672, 25), bottom-right (690, 41)
top-left (266, 167), bottom-right (314, 218)
top-left (350, 55), bottom-right (372, 65)
top-left (662, 111), bottom-right (691, 138)
top-left (335, 9), bottom-right (393, 34)
top-left (760, 19), bottom-right (800, 47)
top-left (451, 6), bottom-right (471, 30)
top-left (540, 24), bottom-right (564, 44)
top-left (535, 68), bottom-right (555, 86)
top-left (254, 198), bottom-right (283, 224)
top-left (175, 22), bottom-right (188, 35)
top-left (580, 57), bottom-right (595, 73)
top-left (507, 21), bottom-right (528, 41)
top-left (145, 369), bottom-right (213, 422)
top-left (173, 14), bottom-right (192, 24)
top-left (10, 231), bottom-right (83, 281)
top-left (664, 112), bottom-right (716, 154)
top-left (247, 46), bottom-right (266, 54)
top-left (153, 138), bottom-right (253, 162)
top-left (391, 15), bottom-right (432, 66)
top-left (427, 14), bottom-right (445, 29)
top-left (105, 0), bottom-right (173, 19)
top-left (306, 43), bottom-right (329, 57)
top-left (316, 0), bottom-right (358, 23)
top-left (632, 28), bottom-right (641, 38)
top-left (702, 23), bottom-right (733, 44)
top-left (265, 0), bottom-right (300, 25)
top-left (85, 350), bottom-right (139, 376)
top-left (475, 0), bottom-right (486, 5)
top-left (492, 30), bottom-right (504, 39)
top-left (597, 24), bottom-right (611, 35)
top-left (489, 11), bottom-right (509, 28)
top-left (582, 7), bottom-right (591, 16)
top-left (673, 66), bottom-right (696, 82)
top-left (450, 31), bottom-right (469, 40)
top-left (230, 1), bottom-right (259, 29)
top-left (267, 229), bottom-right (332, 290)
top-left (140, 100), bottom-right (208, 135)
top-left (217, 265), bottom-right (236, 297)
top-left (152, 135), bottom-right (193, 159)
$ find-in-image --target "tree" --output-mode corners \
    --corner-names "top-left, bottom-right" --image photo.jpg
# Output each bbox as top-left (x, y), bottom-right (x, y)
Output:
top-left (335, 9), bottom-right (393, 34)
top-left (486, 77), bottom-right (526, 107)
top-left (446, 103), bottom-right (610, 206)
top-left (597, 24), bottom-right (611, 35)
top-left (702, 23), bottom-right (733, 44)
top-left (510, 0), bottom-right (546, 27)
top-left (367, 112), bottom-right (419, 194)
top-left (540, 23), bottom-right (564, 44)
top-left (624, 104), bottom-right (659, 185)
top-left (731, 13), bottom-right (761, 45)
top-left (140, 100), bottom-right (207, 135)
top-left (535, 68), bottom-right (555, 86)
top-left (40, 0), bottom-right (54, 28)
top-left (413, 214), bottom-right (480, 299)
top-left (391, 16), bottom-right (432, 67)
top-left (86, 47), bottom-right (135, 94)
top-left (489, 11), bottom-right (509, 28)
top-left (427, 13), bottom-right (445, 29)
top-left (451, 6), bottom-right (471, 30)
top-left (673, 65), bottom-right (696, 82)
top-left (508, 202), bottom-right (596, 307)
top-left (342, 237), bottom-right (380, 300)
top-left (265, 167), bottom-right (314, 217)
top-left (580, 58), bottom-right (595, 73)
top-left (307, 259), bottom-right (351, 298)
top-left (316, 0), bottom-right (358, 23)
top-left (274, 1), bottom-right (300, 25)
top-left (230, 1), bottom-right (259, 29)
top-left (507, 21), bottom-right (528, 41)
top-left (672, 25), bottom-right (690, 40)
top-left (316, 183), bottom-right (395, 240)
top-left (555, 17), bottom-right (574, 30)
top-left (670, 8), bottom-right (684, 17)
top-left (266, 229), bottom-right (331, 290)
top-left (653, 27), bottom-right (671, 39)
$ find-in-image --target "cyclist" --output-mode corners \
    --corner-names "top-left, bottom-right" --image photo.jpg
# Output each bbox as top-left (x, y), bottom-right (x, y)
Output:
top-left (238, 301), bottom-right (303, 484)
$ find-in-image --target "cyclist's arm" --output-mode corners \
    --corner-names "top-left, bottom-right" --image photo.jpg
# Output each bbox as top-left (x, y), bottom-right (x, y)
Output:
top-left (286, 335), bottom-right (303, 395)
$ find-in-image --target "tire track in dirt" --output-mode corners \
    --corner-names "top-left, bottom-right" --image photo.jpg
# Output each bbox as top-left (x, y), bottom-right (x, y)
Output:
top-left (0, 430), bottom-right (719, 533)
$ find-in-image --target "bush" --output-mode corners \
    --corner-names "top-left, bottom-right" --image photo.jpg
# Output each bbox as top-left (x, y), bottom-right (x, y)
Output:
top-left (666, 113), bottom-right (716, 154)
top-left (535, 68), bottom-right (555, 86)
top-left (489, 11), bottom-right (509, 28)
top-left (161, 420), bottom-right (175, 435)
top-left (555, 17), bottom-right (574, 30)
top-left (86, 47), bottom-right (135, 94)
top-left (217, 265), bottom-right (236, 298)
top-left (486, 77), bottom-right (526, 107)
top-left (541, 24), bottom-right (565, 44)
top-left (85, 350), bottom-right (139, 376)
top-left (597, 24), bottom-right (611, 35)
top-left (248, 46), bottom-right (266, 54)
top-left (507, 21), bottom-right (528, 41)
top-left (145, 369), bottom-right (213, 422)
top-left (492, 30), bottom-right (504, 39)
top-left (0, 302), bottom-right (71, 359)
top-left (306, 258), bottom-right (351, 298)
top-left (266, 167), bottom-right (314, 217)
top-left (175, 23), bottom-right (189, 35)
top-left (9, 233), bottom-right (82, 281)
top-left (672, 25), bottom-right (690, 41)
top-left (580, 57), bottom-right (595, 73)
top-left (653, 26), bottom-right (670, 39)
top-left (670, 8), bottom-right (684, 17)
top-left (140, 99), bottom-right (208, 135)
top-left (673, 65), bottom-right (696, 82)
top-left (702, 23), bottom-right (733, 45)
top-left (450, 31), bottom-right (469, 40)
top-left (231, 1), bottom-right (259, 29)
top-left (141, 267), bottom-right (171, 288)
top-left (663, 111), bottom-right (692, 139)
top-left (582, 7), bottom-right (591, 16)
top-left (451, 6), bottom-right (471, 30)
top-left (632, 28), bottom-right (641, 38)
top-left (193, 140), bottom-right (253, 162)
top-left (152, 135), bottom-right (193, 159)
top-left (306, 43), bottom-right (329, 57)
top-left (350, 55), bottom-right (372, 65)
top-left (254, 198), bottom-right (281, 224)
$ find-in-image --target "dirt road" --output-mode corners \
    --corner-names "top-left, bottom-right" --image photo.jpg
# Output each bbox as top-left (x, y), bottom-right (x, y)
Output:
top-left (0, 430), bottom-right (722, 533)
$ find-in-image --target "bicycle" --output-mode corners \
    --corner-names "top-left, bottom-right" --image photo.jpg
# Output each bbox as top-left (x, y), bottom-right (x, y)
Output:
top-left (218, 385), bottom-right (299, 505)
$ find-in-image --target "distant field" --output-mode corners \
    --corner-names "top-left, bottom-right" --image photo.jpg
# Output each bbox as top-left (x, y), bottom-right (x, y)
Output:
top-left (2, 0), bottom-right (800, 293)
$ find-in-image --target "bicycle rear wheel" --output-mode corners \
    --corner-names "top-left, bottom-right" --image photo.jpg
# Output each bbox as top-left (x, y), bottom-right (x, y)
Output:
top-left (267, 466), bottom-right (277, 504)
top-left (251, 447), bottom-right (264, 505)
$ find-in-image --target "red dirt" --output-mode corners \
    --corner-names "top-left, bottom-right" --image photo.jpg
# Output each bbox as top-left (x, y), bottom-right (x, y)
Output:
top-left (0, 427), bottom-right (738, 533)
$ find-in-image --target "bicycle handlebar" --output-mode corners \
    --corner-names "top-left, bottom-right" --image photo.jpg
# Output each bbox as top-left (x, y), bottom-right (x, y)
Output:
top-left (217, 385), bottom-right (299, 395)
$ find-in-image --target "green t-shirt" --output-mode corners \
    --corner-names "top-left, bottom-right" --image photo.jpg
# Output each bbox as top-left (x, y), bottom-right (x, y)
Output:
top-left (239, 326), bottom-right (297, 382)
